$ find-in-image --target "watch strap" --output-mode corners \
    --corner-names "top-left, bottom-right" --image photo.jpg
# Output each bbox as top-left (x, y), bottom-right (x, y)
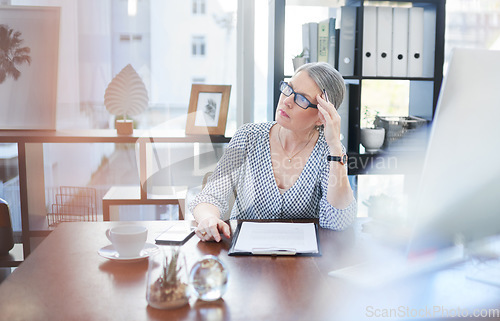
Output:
top-left (327, 154), bottom-right (347, 165)
top-left (327, 156), bottom-right (341, 162)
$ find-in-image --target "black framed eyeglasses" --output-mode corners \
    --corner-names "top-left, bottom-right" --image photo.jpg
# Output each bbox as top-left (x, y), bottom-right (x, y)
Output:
top-left (279, 81), bottom-right (317, 109)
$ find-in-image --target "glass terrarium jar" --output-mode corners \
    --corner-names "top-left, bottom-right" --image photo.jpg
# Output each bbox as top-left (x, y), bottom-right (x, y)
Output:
top-left (146, 247), bottom-right (189, 309)
top-left (189, 255), bottom-right (229, 301)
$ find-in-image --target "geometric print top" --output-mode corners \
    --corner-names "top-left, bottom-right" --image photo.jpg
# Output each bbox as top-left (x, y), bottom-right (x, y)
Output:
top-left (188, 121), bottom-right (357, 230)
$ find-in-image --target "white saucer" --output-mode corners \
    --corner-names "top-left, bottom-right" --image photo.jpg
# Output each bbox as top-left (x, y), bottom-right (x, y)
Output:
top-left (98, 243), bottom-right (159, 263)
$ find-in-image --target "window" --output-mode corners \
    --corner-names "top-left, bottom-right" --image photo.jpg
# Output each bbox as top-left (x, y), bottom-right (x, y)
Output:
top-left (3, 0), bottom-right (239, 238)
top-left (192, 36), bottom-right (206, 56)
top-left (192, 0), bottom-right (206, 15)
top-left (254, 0), bottom-right (269, 123)
top-left (445, 0), bottom-right (500, 69)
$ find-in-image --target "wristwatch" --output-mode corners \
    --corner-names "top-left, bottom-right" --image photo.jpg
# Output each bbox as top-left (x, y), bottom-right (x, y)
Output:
top-left (327, 154), bottom-right (347, 165)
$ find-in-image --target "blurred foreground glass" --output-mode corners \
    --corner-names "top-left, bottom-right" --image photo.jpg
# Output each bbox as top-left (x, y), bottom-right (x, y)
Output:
top-left (189, 255), bottom-right (229, 301)
top-left (146, 247), bottom-right (189, 309)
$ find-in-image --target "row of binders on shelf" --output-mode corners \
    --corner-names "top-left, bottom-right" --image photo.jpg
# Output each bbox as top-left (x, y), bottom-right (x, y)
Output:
top-left (302, 18), bottom-right (339, 71)
top-left (302, 5), bottom-right (436, 78)
top-left (363, 6), bottom-right (435, 78)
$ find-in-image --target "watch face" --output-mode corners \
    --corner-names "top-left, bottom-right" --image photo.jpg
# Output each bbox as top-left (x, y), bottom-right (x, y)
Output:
top-left (341, 154), bottom-right (348, 165)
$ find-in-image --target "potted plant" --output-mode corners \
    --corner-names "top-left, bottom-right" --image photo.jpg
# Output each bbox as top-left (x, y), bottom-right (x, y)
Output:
top-left (360, 107), bottom-right (385, 153)
top-left (146, 247), bottom-right (189, 309)
top-left (292, 49), bottom-right (308, 71)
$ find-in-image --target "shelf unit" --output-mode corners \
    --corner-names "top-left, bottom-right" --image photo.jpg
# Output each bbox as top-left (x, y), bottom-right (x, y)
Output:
top-left (0, 130), bottom-right (231, 258)
top-left (269, 0), bottom-right (445, 174)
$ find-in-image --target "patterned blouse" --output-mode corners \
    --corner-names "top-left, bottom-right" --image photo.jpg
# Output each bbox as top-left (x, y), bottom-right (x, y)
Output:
top-left (188, 122), bottom-right (357, 230)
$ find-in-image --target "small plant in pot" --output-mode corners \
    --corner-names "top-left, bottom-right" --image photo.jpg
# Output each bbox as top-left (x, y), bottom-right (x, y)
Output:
top-left (146, 247), bottom-right (189, 309)
top-left (360, 107), bottom-right (385, 153)
top-left (292, 48), bottom-right (308, 71)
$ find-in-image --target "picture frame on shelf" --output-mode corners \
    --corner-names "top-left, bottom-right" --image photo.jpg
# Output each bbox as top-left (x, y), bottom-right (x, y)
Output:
top-left (186, 84), bottom-right (231, 136)
top-left (0, 6), bottom-right (60, 130)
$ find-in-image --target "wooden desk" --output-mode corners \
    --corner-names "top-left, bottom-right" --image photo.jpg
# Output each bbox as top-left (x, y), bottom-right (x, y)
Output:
top-left (1, 220), bottom-right (500, 321)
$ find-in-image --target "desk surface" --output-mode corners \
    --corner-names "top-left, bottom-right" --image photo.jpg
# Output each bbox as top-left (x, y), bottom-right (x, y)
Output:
top-left (1, 220), bottom-right (500, 321)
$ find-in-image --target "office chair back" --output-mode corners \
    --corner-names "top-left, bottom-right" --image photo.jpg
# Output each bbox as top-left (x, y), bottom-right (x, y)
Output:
top-left (0, 198), bottom-right (14, 254)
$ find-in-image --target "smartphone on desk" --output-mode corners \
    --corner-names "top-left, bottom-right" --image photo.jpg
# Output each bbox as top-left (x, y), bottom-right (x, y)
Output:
top-left (155, 222), bottom-right (195, 245)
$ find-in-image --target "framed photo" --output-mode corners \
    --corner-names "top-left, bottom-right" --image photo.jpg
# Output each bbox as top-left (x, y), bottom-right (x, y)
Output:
top-left (186, 84), bottom-right (231, 136)
top-left (0, 6), bottom-right (60, 130)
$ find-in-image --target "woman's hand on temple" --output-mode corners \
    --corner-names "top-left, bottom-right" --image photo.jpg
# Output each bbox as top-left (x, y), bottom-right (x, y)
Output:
top-left (316, 94), bottom-right (343, 155)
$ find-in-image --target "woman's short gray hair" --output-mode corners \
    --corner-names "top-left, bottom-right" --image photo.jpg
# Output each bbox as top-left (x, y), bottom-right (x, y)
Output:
top-left (295, 62), bottom-right (345, 110)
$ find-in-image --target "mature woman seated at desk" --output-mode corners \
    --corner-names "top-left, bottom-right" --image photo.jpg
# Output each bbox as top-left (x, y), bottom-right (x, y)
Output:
top-left (189, 62), bottom-right (357, 242)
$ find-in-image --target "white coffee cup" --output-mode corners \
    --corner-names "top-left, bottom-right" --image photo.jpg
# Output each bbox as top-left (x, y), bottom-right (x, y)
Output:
top-left (106, 224), bottom-right (148, 258)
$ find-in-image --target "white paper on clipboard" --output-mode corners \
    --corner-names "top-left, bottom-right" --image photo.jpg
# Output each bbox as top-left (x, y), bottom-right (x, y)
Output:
top-left (233, 222), bottom-right (319, 254)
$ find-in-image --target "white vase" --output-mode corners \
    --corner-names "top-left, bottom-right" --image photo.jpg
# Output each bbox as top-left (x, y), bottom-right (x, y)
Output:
top-left (292, 57), bottom-right (307, 71)
top-left (360, 128), bottom-right (385, 153)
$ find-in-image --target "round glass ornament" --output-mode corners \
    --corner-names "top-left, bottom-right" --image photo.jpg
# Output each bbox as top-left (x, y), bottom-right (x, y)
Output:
top-left (189, 255), bottom-right (229, 301)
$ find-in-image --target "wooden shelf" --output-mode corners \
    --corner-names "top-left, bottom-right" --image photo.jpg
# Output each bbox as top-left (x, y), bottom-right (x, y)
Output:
top-left (1, 130), bottom-right (230, 258)
top-left (270, 0), bottom-right (445, 171)
top-left (0, 129), bottom-right (231, 144)
top-left (102, 185), bottom-right (188, 221)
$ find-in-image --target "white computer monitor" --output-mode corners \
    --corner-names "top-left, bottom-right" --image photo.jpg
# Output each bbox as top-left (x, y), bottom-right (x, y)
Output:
top-left (409, 48), bottom-right (500, 251)
top-left (328, 49), bottom-right (500, 287)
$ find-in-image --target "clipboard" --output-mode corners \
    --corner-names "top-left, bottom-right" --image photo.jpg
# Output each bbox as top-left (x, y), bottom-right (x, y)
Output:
top-left (228, 222), bottom-right (322, 257)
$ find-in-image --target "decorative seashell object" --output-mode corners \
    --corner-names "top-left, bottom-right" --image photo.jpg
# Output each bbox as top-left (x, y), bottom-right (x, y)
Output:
top-left (104, 64), bottom-right (148, 118)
